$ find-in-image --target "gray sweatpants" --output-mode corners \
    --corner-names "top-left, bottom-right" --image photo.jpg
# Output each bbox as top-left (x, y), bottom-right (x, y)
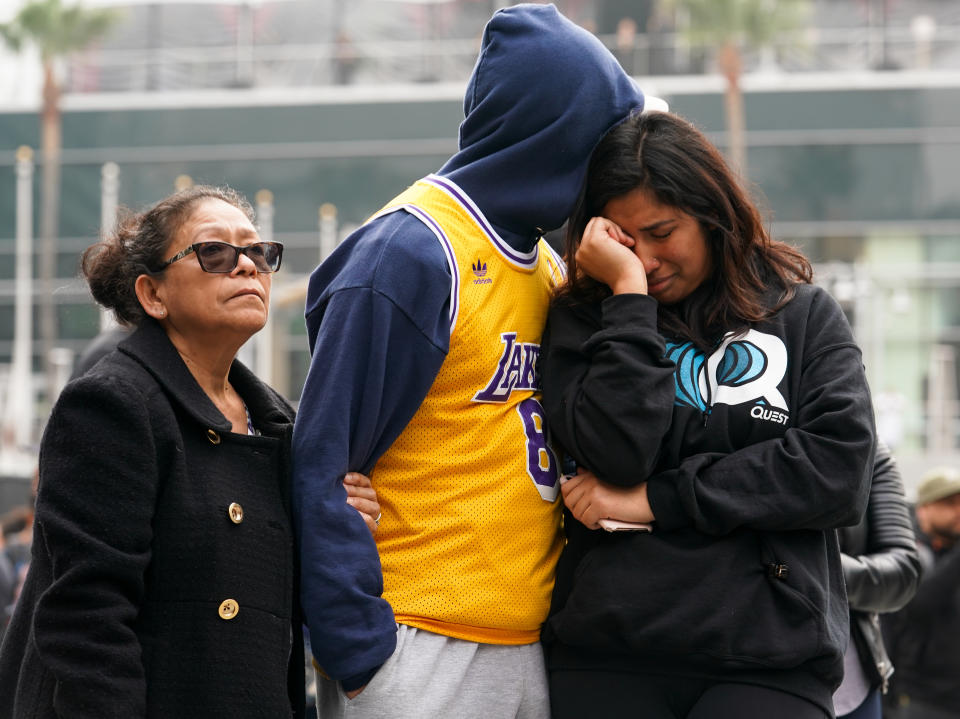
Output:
top-left (316, 624), bottom-right (550, 719)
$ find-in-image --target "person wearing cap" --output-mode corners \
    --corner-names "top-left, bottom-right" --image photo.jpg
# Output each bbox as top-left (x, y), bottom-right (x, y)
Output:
top-left (914, 467), bottom-right (960, 550)
top-left (882, 466), bottom-right (960, 718)
top-left (291, 5), bottom-right (652, 717)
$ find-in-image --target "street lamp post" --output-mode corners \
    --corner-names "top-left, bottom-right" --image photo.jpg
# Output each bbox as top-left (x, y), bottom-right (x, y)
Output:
top-left (99, 161), bottom-right (120, 331)
top-left (2, 146), bottom-right (36, 455)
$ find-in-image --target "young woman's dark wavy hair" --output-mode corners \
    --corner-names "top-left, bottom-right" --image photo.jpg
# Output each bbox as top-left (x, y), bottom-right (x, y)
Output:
top-left (559, 111), bottom-right (812, 349)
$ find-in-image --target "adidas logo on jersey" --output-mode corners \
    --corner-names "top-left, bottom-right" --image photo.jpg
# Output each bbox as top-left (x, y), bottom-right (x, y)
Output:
top-left (472, 258), bottom-right (492, 285)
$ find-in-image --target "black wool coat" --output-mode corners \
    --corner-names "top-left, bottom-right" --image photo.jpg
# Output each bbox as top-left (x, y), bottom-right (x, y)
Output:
top-left (0, 320), bottom-right (305, 719)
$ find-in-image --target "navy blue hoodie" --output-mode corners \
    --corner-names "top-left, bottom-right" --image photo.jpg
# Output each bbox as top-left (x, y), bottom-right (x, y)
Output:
top-left (292, 3), bottom-right (646, 690)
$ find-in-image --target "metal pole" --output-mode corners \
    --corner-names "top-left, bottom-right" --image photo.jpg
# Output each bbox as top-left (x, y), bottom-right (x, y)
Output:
top-left (99, 161), bottom-right (120, 331)
top-left (253, 189), bottom-right (274, 383)
top-left (319, 202), bottom-right (337, 263)
top-left (235, 1), bottom-right (255, 88)
top-left (48, 347), bottom-right (75, 402)
top-left (927, 344), bottom-right (957, 451)
top-left (3, 146), bottom-right (36, 452)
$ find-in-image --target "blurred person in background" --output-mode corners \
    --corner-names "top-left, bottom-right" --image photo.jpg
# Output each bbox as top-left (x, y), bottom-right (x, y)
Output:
top-left (539, 110), bottom-right (875, 719)
top-left (0, 527), bottom-right (15, 644)
top-left (833, 440), bottom-right (920, 719)
top-left (0, 186), bottom-right (379, 719)
top-left (0, 470), bottom-right (38, 644)
top-left (0, 507), bottom-right (33, 620)
top-left (882, 466), bottom-right (960, 719)
top-left (291, 4), bottom-right (650, 718)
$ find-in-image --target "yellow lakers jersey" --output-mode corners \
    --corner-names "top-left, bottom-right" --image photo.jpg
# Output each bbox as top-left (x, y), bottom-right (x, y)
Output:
top-left (368, 174), bottom-right (564, 644)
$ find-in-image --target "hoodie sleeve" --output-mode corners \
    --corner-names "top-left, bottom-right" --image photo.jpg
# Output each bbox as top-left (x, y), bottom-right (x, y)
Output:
top-left (291, 213), bottom-right (451, 689)
top-left (647, 289), bottom-right (876, 535)
top-left (841, 440), bottom-right (921, 614)
top-left (541, 293), bottom-right (676, 486)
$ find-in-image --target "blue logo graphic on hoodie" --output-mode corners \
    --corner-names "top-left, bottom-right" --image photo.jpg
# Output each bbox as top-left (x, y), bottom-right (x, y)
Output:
top-left (665, 330), bottom-right (789, 412)
top-left (666, 341), bottom-right (707, 411)
top-left (716, 340), bottom-right (769, 389)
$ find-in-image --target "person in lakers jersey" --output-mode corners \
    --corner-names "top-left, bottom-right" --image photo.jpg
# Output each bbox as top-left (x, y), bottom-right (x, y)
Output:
top-left (291, 4), bottom-right (649, 718)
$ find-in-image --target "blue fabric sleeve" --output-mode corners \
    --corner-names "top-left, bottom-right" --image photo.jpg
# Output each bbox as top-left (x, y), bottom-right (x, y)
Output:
top-left (292, 214), bottom-right (450, 687)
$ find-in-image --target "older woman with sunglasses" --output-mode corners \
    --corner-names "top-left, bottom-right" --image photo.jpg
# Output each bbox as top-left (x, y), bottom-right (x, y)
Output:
top-left (0, 186), bottom-right (379, 719)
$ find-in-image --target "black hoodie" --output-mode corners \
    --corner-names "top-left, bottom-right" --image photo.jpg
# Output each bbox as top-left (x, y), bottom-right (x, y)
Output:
top-left (541, 284), bottom-right (875, 715)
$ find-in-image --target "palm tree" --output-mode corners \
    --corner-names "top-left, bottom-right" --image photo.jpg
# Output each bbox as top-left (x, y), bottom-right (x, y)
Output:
top-left (664, 0), bottom-right (810, 178)
top-left (0, 0), bottom-right (118, 405)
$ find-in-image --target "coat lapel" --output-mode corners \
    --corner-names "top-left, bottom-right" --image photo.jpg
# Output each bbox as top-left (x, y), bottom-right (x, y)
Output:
top-left (116, 320), bottom-right (294, 435)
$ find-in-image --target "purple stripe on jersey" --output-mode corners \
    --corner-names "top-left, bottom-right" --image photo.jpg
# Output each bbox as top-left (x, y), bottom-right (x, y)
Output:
top-left (425, 174), bottom-right (538, 268)
top-left (405, 204), bottom-right (460, 330)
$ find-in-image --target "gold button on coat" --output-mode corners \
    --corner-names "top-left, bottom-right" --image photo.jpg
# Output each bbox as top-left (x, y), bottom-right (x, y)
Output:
top-left (206, 429), bottom-right (221, 444)
top-left (218, 599), bottom-right (239, 620)
top-left (228, 502), bottom-right (244, 524)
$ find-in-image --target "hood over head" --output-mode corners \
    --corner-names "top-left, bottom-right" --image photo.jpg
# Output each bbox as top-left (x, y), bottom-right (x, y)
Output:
top-left (438, 3), bottom-right (646, 251)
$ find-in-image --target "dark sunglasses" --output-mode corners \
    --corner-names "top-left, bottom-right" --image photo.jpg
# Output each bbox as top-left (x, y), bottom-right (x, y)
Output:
top-left (153, 241), bottom-right (284, 274)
